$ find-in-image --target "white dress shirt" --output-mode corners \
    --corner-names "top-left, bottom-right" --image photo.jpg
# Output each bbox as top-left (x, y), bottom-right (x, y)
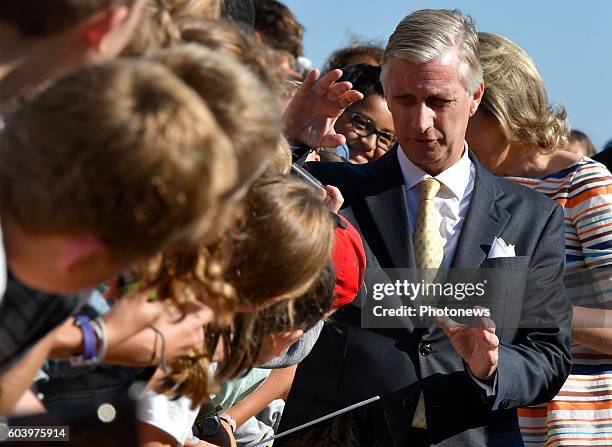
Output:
top-left (397, 144), bottom-right (475, 269)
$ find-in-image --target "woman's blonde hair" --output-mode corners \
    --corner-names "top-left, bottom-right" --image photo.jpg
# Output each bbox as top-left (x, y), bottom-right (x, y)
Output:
top-left (0, 58), bottom-right (237, 256)
top-left (478, 32), bottom-right (569, 152)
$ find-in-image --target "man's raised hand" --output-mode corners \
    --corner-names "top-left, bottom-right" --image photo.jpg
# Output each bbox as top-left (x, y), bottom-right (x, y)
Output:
top-left (282, 69), bottom-right (363, 149)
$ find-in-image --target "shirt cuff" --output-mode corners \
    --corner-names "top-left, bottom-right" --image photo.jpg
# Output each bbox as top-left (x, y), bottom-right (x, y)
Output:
top-left (468, 369), bottom-right (497, 397)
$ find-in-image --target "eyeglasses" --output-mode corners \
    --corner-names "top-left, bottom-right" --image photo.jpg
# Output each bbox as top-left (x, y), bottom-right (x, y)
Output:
top-left (347, 110), bottom-right (397, 150)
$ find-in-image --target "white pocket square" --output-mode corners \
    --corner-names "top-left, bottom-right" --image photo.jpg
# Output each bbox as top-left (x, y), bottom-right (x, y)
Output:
top-left (487, 237), bottom-right (516, 259)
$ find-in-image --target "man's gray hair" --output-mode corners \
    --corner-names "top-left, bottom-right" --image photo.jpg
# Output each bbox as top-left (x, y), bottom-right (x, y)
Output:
top-left (382, 9), bottom-right (483, 94)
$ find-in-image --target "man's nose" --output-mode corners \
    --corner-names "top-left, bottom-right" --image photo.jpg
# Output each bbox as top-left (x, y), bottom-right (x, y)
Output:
top-left (410, 103), bottom-right (434, 133)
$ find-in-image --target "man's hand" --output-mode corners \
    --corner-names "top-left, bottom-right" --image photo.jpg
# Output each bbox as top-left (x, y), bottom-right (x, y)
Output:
top-left (433, 311), bottom-right (499, 382)
top-left (282, 69), bottom-right (363, 148)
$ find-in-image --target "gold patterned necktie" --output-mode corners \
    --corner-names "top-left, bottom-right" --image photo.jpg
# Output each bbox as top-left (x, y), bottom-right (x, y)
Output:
top-left (411, 178), bottom-right (443, 430)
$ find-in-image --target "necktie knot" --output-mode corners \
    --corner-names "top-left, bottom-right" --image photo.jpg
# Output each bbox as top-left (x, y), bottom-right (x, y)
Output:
top-left (420, 178), bottom-right (440, 201)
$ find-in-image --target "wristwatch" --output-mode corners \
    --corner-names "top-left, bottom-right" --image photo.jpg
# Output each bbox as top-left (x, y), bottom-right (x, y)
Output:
top-left (220, 413), bottom-right (237, 433)
top-left (197, 415), bottom-right (221, 437)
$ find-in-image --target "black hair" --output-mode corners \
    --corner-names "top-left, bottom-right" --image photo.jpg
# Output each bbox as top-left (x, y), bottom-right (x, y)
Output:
top-left (338, 64), bottom-right (384, 98)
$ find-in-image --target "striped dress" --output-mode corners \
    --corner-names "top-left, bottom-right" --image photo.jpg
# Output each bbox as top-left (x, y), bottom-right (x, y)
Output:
top-left (509, 158), bottom-right (612, 446)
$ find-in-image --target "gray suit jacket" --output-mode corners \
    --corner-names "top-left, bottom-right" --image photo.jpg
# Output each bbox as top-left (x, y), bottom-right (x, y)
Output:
top-left (281, 149), bottom-right (572, 446)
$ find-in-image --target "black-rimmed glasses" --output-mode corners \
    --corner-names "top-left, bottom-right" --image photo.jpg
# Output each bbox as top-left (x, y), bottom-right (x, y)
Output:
top-left (347, 110), bottom-right (397, 150)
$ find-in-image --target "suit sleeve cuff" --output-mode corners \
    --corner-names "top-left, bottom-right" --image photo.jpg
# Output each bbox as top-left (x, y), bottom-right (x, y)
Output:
top-left (468, 368), bottom-right (497, 397)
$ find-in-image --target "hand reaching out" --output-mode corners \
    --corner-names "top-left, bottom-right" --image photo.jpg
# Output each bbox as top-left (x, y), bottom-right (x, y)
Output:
top-left (318, 184), bottom-right (344, 213)
top-left (282, 69), bottom-right (363, 148)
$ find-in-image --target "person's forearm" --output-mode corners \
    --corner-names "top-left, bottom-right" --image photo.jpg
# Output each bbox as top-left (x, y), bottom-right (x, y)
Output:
top-left (572, 306), bottom-right (612, 355)
top-left (48, 317), bottom-right (81, 358)
top-left (105, 327), bottom-right (158, 366)
top-left (227, 365), bottom-right (297, 427)
top-left (12, 390), bottom-right (46, 416)
top-left (0, 332), bottom-right (54, 415)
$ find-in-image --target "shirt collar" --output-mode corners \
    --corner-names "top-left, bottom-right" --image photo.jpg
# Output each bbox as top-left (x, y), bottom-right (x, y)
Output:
top-left (397, 143), bottom-right (473, 200)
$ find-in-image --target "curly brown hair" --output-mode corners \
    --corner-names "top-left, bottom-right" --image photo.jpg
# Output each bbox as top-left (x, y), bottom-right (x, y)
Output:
top-left (253, 0), bottom-right (303, 58)
top-left (154, 174), bottom-right (335, 405)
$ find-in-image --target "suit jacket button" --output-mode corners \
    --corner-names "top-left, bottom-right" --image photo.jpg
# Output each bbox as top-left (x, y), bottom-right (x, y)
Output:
top-left (499, 399), bottom-right (511, 409)
top-left (419, 343), bottom-right (433, 356)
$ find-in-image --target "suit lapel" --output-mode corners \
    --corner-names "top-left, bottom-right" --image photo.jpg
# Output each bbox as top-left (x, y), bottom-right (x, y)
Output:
top-left (360, 149), bottom-right (416, 269)
top-left (451, 154), bottom-right (511, 270)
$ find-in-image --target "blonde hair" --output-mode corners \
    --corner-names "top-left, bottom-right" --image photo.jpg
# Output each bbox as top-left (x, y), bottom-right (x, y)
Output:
top-left (478, 32), bottom-right (569, 152)
top-left (149, 44), bottom-right (281, 193)
top-left (382, 9), bottom-right (482, 94)
top-left (122, 0), bottom-right (220, 56)
top-left (0, 58), bottom-right (237, 256)
top-left (178, 19), bottom-right (285, 94)
top-left (267, 137), bottom-right (292, 174)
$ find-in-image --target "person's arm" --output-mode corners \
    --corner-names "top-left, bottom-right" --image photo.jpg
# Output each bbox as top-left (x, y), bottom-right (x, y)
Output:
top-left (138, 421), bottom-right (180, 447)
top-left (49, 288), bottom-right (165, 358)
top-left (11, 389), bottom-right (45, 416)
top-left (226, 365), bottom-right (297, 427)
top-left (492, 204), bottom-right (572, 411)
top-left (568, 164), bottom-right (612, 354)
top-left (0, 330), bottom-right (54, 414)
top-left (50, 299), bottom-right (211, 366)
top-left (571, 307), bottom-right (612, 355)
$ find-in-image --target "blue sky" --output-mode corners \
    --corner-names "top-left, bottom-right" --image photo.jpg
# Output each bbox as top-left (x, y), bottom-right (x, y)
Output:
top-left (283, 0), bottom-right (612, 151)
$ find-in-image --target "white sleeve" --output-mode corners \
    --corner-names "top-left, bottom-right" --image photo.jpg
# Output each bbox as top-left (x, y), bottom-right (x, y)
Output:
top-left (137, 391), bottom-right (200, 446)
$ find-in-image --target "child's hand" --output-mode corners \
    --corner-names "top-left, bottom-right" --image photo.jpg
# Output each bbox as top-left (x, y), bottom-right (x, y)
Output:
top-left (317, 184), bottom-right (344, 213)
top-left (103, 288), bottom-right (165, 347)
top-left (153, 302), bottom-right (213, 364)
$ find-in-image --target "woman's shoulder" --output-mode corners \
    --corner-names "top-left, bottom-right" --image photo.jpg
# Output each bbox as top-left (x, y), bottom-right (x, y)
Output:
top-left (541, 154), bottom-right (611, 184)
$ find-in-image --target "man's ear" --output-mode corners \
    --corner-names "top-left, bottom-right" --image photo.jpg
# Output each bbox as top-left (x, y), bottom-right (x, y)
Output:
top-left (270, 329), bottom-right (304, 357)
top-left (58, 235), bottom-right (107, 273)
top-left (83, 5), bottom-right (130, 53)
top-left (469, 82), bottom-right (485, 116)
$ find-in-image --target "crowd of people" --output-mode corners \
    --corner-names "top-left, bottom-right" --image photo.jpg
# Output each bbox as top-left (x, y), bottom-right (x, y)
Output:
top-left (0, 1), bottom-right (610, 446)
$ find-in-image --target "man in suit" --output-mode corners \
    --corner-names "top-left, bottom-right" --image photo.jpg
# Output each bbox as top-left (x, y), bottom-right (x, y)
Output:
top-left (279, 9), bottom-right (572, 446)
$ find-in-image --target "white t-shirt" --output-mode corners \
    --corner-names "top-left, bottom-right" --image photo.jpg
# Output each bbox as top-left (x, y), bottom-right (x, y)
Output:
top-left (138, 391), bottom-right (199, 446)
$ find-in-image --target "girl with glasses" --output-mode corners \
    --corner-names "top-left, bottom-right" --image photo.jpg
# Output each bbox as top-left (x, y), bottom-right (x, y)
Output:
top-left (333, 64), bottom-right (397, 164)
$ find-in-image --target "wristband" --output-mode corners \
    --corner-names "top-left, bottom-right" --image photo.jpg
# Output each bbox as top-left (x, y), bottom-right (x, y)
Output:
top-left (149, 325), bottom-right (168, 372)
top-left (71, 315), bottom-right (97, 366)
top-left (219, 413), bottom-right (237, 433)
top-left (91, 317), bottom-right (108, 363)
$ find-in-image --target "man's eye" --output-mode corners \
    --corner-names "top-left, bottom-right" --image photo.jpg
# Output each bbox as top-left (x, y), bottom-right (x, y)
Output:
top-left (394, 96), bottom-right (416, 105)
top-left (428, 98), bottom-right (452, 107)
